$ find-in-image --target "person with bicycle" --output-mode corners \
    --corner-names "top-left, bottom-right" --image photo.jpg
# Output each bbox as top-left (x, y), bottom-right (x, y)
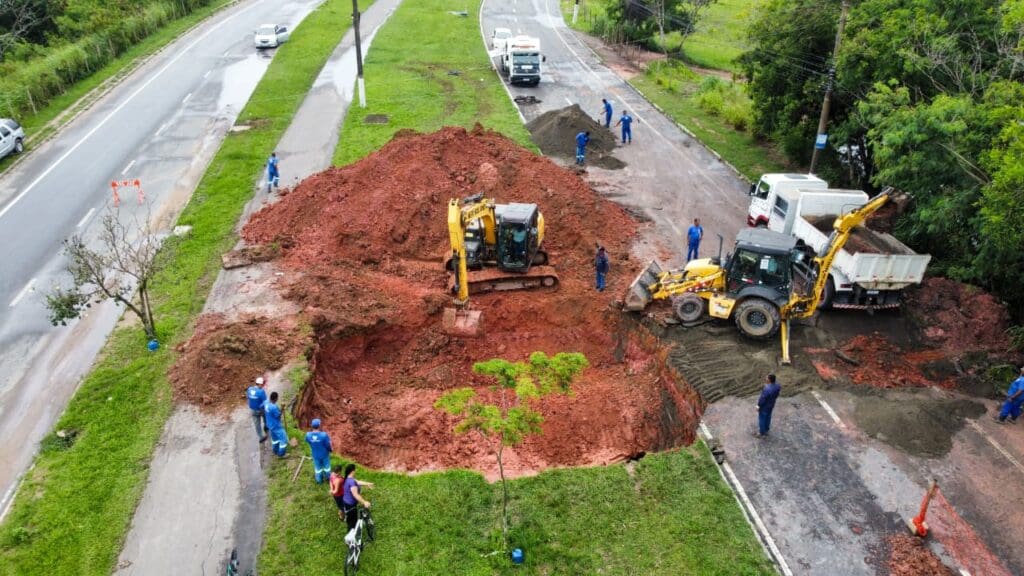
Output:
top-left (339, 463), bottom-right (373, 531)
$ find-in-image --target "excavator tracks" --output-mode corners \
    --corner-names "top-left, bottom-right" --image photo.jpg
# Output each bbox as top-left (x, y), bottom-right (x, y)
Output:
top-left (447, 265), bottom-right (559, 295)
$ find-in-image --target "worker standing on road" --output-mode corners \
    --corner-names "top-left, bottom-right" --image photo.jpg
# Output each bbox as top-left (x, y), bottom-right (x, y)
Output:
top-left (600, 98), bottom-right (613, 128)
top-left (575, 130), bottom-right (590, 165)
top-left (265, 391), bottom-right (288, 457)
top-left (755, 373), bottom-right (781, 438)
top-left (614, 110), bottom-right (633, 144)
top-left (595, 246), bottom-right (610, 292)
top-left (305, 419), bottom-right (333, 483)
top-left (266, 152), bottom-right (280, 192)
top-left (246, 377), bottom-right (268, 444)
top-left (686, 218), bottom-right (703, 261)
top-left (996, 366), bottom-right (1024, 423)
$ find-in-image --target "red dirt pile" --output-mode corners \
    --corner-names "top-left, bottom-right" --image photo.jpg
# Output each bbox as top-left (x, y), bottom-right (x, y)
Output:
top-left (836, 334), bottom-right (957, 389)
top-left (887, 534), bottom-right (955, 576)
top-left (240, 126), bottom-right (701, 478)
top-left (904, 276), bottom-right (1012, 356)
top-left (171, 314), bottom-right (305, 409)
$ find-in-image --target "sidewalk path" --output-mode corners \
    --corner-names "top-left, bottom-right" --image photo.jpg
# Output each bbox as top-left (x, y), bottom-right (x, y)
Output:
top-left (113, 1), bottom-right (399, 573)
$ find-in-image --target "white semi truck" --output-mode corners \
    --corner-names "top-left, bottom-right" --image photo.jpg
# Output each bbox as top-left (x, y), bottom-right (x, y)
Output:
top-left (765, 187), bottom-right (931, 309)
top-left (500, 35), bottom-right (544, 86)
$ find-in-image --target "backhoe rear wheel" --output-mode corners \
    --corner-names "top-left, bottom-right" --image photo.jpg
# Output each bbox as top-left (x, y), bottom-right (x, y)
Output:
top-left (673, 293), bottom-right (706, 323)
top-left (734, 298), bottom-right (781, 339)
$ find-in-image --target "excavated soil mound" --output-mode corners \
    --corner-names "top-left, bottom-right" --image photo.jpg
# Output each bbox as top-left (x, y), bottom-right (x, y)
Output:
top-left (887, 534), bottom-right (956, 576)
top-left (904, 277), bottom-right (1012, 356)
top-left (837, 334), bottom-right (958, 389)
top-left (241, 126), bottom-right (700, 478)
top-left (171, 314), bottom-right (304, 409)
top-left (526, 104), bottom-right (625, 169)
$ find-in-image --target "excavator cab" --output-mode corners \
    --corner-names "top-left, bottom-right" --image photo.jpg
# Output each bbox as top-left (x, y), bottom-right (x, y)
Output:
top-left (495, 203), bottom-right (543, 272)
top-left (722, 229), bottom-right (796, 300)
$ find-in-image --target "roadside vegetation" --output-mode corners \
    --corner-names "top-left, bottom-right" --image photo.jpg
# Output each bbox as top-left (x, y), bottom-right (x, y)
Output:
top-left (332, 0), bottom-right (533, 165)
top-left (0, 0), bottom-right (367, 573)
top-left (0, 0), bottom-right (235, 172)
top-left (262, 0), bottom-right (774, 573)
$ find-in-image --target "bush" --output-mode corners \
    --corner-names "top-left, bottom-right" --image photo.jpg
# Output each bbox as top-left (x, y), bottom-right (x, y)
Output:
top-left (690, 74), bottom-right (752, 132)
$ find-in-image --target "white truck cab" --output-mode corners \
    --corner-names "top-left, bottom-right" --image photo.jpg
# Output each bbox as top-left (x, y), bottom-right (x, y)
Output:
top-left (747, 173), bottom-right (827, 227)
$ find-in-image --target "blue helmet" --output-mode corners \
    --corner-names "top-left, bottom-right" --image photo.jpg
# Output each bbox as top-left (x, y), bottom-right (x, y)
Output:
top-left (311, 418), bottom-right (321, 429)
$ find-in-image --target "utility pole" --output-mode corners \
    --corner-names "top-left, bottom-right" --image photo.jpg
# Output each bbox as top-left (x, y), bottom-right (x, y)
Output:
top-left (809, 0), bottom-right (850, 175)
top-left (572, 0), bottom-right (579, 24)
top-left (352, 0), bottom-right (366, 108)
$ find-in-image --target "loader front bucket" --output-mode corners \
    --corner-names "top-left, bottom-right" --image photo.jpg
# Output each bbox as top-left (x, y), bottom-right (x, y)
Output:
top-left (442, 306), bottom-right (483, 337)
top-left (623, 260), bottom-right (664, 312)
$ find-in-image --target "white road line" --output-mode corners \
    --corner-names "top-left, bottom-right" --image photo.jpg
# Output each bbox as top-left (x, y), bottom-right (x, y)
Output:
top-left (9, 278), bottom-right (36, 308)
top-left (203, 70), bottom-right (212, 79)
top-left (565, 97), bottom-right (572, 106)
top-left (121, 159), bottom-right (136, 176)
top-left (478, 0), bottom-right (525, 124)
top-left (182, 92), bottom-right (193, 104)
top-left (0, 0), bottom-right (261, 221)
top-left (967, 420), bottom-right (1024, 478)
top-left (76, 207), bottom-right (96, 228)
top-left (222, 49), bottom-right (231, 57)
top-left (811, 390), bottom-right (844, 428)
top-left (156, 122), bottom-right (170, 137)
top-left (699, 423), bottom-right (794, 576)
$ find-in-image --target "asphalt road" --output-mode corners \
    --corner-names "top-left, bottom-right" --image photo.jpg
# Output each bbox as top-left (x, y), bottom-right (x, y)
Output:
top-left (0, 0), bottom-right (324, 518)
top-left (481, 0), bottom-right (750, 266)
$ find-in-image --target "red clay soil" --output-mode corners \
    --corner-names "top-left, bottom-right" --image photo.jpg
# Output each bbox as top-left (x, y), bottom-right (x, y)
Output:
top-left (887, 534), bottom-right (955, 576)
top-left (904, 276), bottom-right (1013, 356)
top-left (240, 126), bottom-right (701, 478)
top-left (170, 314), bottom-right (305, 409)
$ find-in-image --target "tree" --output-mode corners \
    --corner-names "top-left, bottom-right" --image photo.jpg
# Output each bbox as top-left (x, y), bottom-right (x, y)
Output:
top-left (605, 0), bottom-right (717, 49)
top-left (434, 351), bottom-right (589, 550)
top-left (46, 205), bottom-right (164, 340)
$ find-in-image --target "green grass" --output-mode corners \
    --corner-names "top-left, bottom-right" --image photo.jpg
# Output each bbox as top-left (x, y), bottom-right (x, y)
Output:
top-left (331, 0), bottom-right (533, 166)
top-left (0, 0), bottom-right (368, 573)
top-left (261, 444), bottom-right (774, 575)
top-left (681, 0), bottom-right (763, 73)
top-left (0, 0), bottom-right (235, 174)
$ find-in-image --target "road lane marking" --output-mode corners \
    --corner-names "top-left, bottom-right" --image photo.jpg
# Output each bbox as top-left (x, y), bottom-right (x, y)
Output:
top-left (121, 160), bottom-right (136, 175)
top-left (699, 423), bottom-right (794, 576)
top-left (76, 207), bottom-right (96, 228)
top-left (222, 49), bottom-right (231, 57)
top-left (182, 92), bottom-right (193, 104)
top-left (9, 278), bottom-right (36, 308)
top-left (811, 390), bottom-right (844, 428)
top-left (967, 420), bottom-right (1024, 478)
top-left (203, 70), bottom-right (212, 79)
top-left (156, 122), bottom-right (170, 137)
top-left (565, 97), bottom-right (572, 105)
top-left (0, 0), bottom-right (262, 221)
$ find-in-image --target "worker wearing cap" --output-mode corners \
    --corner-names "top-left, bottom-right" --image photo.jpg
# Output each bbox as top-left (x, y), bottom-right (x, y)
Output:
top-left (305, 419), bottom-right (333, 483)
top-left (997, 366), bottom-right (1024, 423)
top-left (265, 391), bottom-right (287, 457)
top-left (246, 377), bottom-right (268, 443)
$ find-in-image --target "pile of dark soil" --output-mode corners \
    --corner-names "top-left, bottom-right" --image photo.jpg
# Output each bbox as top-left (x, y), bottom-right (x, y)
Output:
top-left (887, 534), bottom-right (955, 576)
top-left (526, 104), bottom-right (625, 169)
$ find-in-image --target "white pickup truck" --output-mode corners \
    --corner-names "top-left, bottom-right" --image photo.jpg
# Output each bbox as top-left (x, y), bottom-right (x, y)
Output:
top-left (766, 187), bottom-right (931, 309)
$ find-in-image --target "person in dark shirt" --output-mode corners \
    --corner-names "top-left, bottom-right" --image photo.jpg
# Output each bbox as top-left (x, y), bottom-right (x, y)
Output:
top-left (755, 373), bottom-right (781, 438)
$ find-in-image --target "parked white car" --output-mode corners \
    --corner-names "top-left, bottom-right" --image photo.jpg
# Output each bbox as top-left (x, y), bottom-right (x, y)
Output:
top-left (491, 27), bottom-right (512, 51)
top-left (254, 24), bottom-right (290, 49)
top-left (0, 118), bottom-right (25, 160)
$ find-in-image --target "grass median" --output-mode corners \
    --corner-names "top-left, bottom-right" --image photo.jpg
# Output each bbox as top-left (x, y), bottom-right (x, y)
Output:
top-left (0, 0), bottom-right (236, 174)
top-left (261, 0), bottom-right (774, 573)
top-left (0, 0), bottom-right (367, 573)
top-left (332, 0), bottom-right (533, 165)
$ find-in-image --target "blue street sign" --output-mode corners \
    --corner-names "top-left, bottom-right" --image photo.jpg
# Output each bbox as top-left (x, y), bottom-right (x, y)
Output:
top-left (815, 134), bottom-right (828, 150)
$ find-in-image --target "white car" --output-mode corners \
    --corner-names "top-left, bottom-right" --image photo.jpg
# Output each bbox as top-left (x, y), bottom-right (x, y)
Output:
top-left (0, 118), bottom-right (25, 160)
top-left (491, 27), bottom-right (512, 51)
top-left (254, 24), bottom-right (290, 49)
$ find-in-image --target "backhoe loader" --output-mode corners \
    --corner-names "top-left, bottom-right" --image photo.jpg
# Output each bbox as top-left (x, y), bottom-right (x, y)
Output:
top-left (443, 193), bottom-right (558, 335)
top-left (624, 192), bottom-right (890, 363)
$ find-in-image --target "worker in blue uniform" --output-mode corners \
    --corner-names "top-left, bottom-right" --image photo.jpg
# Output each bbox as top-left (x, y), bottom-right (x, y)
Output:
top-left (305, 419), bottom-right (334, 483)
top-left (600, 98), bottom-right (613, 128)
top-left (265, 391), bottom-right (287, 457)
top-left (245, 377), bottom-right (268, 443)
top-left (575, 131), bottom-right (590, 166)
top-left (997, 366), bottom-right (1024, 423)
top-left (614, 110), bottom-right (633, 144)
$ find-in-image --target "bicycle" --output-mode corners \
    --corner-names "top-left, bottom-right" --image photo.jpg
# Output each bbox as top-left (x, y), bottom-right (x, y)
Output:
top-left (343, 507), bottom-right (376, 575)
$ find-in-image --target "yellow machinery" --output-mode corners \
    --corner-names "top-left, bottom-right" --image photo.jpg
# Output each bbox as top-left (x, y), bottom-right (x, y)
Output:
top-left (443, 193), bottom-right (558, 335)
top-left (625, 192), bottom-right (890, 363)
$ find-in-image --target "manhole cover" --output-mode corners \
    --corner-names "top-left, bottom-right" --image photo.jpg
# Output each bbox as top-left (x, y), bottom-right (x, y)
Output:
top-left (364, 114), bottom-right (389, 125)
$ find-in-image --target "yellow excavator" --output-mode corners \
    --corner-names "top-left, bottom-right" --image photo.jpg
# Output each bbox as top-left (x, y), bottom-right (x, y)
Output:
top-left (443, 193), bottom-right (558, 335)
top-left (624, 192), bottom-right (890, 363)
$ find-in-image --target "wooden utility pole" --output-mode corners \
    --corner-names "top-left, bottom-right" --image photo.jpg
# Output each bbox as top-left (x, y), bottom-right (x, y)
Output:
top-left (352, 0), bottom-right (366, 107)
top-left (809, 0), bottom-right (850, 175)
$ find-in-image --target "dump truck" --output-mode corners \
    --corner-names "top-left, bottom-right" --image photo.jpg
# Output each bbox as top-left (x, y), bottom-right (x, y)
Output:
top-left (500, 35), bottom-right (544, 86)
top-left (766, 187), bottom-right (931, 310)
top-left (625, 193), bottom-right (892, 363)
top-left (747, 173), bottom-right (828, 227)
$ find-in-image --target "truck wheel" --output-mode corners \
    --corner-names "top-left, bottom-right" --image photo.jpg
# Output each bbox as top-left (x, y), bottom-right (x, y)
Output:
top-left (734, 298), bottom-right (781, 339)
top-left (673, 293), bottom-right (706, 323)
top-left (819, 277), bottom-right (835, 310)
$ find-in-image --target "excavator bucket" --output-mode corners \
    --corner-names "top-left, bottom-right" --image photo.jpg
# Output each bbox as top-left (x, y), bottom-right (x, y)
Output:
top-left (623, 260), bottom-right (664, 312)
top-left (442, 307), bottom-right (483, 337)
